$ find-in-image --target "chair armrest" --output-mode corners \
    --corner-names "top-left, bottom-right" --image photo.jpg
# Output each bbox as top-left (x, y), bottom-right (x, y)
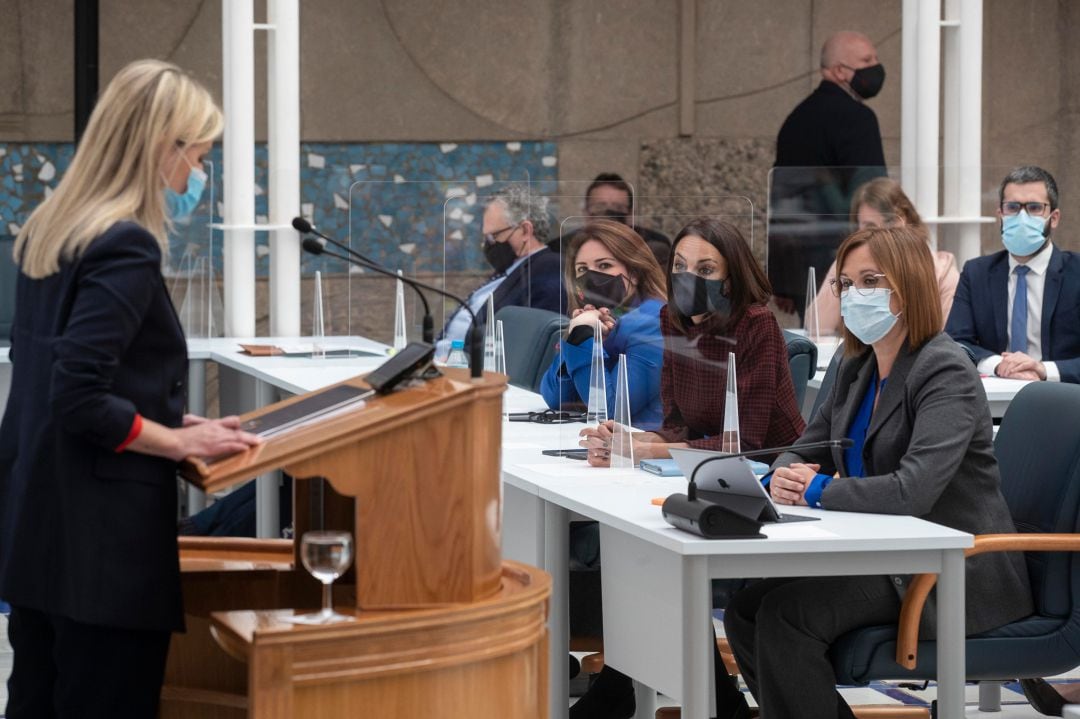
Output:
top-left (895, 533), bottom-right (1080, 669)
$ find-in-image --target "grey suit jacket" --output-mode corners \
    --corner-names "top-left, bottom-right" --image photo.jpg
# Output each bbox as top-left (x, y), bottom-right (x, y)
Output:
top-left (773, 332), bottom-right (1033, 636)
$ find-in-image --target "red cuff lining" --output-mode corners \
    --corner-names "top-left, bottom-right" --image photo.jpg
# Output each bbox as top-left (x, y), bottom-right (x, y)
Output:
top-left (114, 414), bottom-right (144, 453)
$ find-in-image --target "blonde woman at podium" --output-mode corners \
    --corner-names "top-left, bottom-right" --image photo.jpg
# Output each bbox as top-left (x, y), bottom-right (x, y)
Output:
top-left (0, 60), bottom-right (259, 718)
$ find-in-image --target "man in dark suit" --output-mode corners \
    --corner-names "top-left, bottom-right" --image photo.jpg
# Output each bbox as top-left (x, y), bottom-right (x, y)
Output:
top-left (437, 183), bottom-right (565, 358)
top-left (769, 31), bottom-right (888, 319)
top-left (775, 30), bottom-right (887, 168)
top-left (946, 166), bottom-right (1080, 383)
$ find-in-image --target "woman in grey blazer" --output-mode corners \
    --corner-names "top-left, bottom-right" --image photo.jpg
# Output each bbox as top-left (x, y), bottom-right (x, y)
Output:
top-left (718, 226), bottom-right (1033, 719)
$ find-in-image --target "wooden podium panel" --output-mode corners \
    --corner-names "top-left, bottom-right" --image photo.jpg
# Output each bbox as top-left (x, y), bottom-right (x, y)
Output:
top-left (209, 562), bottom-right (549, 719)
top-left (181, 369), bottom-right (506, 609)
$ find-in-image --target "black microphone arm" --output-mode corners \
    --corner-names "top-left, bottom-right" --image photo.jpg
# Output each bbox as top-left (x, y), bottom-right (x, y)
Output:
top-left (301, 238), bottom-right (485, 379)
top-left (293, 217), bottom-right (434, 345)
top-left (687, 438), bottom-right (854, 500)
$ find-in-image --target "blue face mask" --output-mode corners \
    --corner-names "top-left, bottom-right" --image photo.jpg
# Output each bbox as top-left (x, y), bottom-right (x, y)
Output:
top-left (841, 288), bottom-right (900, 345)
top-left (165, 161), bottom-right (208, 222)
top-left (1001, 211), bottom-right (1050, 257)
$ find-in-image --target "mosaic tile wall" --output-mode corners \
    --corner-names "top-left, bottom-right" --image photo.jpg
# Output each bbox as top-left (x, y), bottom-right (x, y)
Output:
top-left (0, 141), bottom-right (558, 276)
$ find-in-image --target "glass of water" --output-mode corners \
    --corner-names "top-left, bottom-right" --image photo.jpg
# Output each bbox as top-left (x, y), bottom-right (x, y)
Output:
top-left (289, 530), bottom-right (354, 624)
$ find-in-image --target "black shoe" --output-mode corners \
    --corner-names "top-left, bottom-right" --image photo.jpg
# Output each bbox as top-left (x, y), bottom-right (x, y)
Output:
top-left (569, 666), bottom-right (635, 719)
top-left (1020, 677), bottom-right (1066, 717)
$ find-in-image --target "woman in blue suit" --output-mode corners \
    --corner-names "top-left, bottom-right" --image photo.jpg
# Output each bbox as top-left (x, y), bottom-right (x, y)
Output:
top-left (0, 60), bottom-right (260, 718)
top-left (540, 219), bottom-right (667, 429)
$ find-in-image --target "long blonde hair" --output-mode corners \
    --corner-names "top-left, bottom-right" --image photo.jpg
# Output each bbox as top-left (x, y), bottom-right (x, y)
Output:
top-left (15, 59), bottom-right (223, 278)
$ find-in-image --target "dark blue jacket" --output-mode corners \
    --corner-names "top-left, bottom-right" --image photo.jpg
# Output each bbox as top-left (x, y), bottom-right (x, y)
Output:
top-left (540, 298), bottom-right (664, 430)
top-left (491, 246), bottom-right (565, 317)
top-left (945, 245), bottom-right (1080, 384)
top-left (0, 222), bottom-right (188, 632)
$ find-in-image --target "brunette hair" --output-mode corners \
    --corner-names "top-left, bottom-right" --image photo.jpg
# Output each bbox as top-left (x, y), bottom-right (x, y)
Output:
top-left (564, 219), bottom-right (666, 314)
top-left (666, 218), bottom-right (771, 334)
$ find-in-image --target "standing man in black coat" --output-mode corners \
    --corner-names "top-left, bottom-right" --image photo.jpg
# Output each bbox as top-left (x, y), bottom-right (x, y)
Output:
top-left (769, 31), bottom-right (888, 320)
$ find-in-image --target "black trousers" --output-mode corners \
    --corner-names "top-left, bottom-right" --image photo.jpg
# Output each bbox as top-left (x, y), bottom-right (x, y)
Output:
top-left (6, 605), bottom-right (171, 719)
top-left (722, 576), bottom-right (901, 719)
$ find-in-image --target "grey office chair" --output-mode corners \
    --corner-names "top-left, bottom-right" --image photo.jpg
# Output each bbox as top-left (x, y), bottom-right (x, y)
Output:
top-left (782, 330), bottom-right (818, 410)
top-left (829, 382), bottom-right (1080, 715)
top-left (493, 306), bottom-right (568, 391)
top-left (0, 236), bottom-right (17, 347)
top-left (809, 345), bottom-right (844, 422)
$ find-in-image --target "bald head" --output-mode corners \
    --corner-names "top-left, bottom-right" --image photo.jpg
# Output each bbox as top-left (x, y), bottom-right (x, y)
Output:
top-left (821, 31), bottom-right (876, 71)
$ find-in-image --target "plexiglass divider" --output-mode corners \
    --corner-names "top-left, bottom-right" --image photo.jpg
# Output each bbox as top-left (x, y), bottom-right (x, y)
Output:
top-left (167, 160), bottom-right (222, 338)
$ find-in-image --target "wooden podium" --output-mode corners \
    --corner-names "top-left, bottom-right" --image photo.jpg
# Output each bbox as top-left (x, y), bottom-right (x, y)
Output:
top-left (164, 369), bottom-right (550, 718)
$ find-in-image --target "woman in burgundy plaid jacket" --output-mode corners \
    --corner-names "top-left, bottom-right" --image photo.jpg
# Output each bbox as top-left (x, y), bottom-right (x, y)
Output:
top-left (581, 218), bottom-right (805, 465)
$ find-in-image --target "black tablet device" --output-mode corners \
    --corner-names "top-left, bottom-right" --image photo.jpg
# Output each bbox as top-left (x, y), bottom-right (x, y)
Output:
top-left (364, 341), bottom-right (436, 394)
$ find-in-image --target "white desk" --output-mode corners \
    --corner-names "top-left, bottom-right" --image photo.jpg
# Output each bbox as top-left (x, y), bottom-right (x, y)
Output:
top-left (498, 427), bottom-right (972, 719)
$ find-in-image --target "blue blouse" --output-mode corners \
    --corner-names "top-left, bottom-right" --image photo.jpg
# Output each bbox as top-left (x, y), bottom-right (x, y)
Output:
top-left (539, 298), bottom-right (665, 430)
top-left (802, 370), bottom-right (887, 508)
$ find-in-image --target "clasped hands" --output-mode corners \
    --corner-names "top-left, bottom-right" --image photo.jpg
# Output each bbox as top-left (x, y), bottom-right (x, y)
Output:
top-left (995, 351), bottom-right (1046, 381)
top-left (578, 420), bottom-right (656, 467)
top-left (568, 305), bottom-right (616, 337)
top-left (768, 462), bottom-right (821, 506)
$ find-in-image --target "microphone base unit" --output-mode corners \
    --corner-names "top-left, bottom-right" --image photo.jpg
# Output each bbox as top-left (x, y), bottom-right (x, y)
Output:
top-left (661, 493), bottom-right (765, 539)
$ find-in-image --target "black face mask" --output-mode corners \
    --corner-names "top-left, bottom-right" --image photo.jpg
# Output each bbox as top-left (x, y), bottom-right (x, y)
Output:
top-left (575, 269), bottom-right (628, 309)
top-left (849, 63), bottom-right (885, 100)
top-left (671, 272), bottom-right (730, 319)
top-left (483, 238), bottom-right (518, 274)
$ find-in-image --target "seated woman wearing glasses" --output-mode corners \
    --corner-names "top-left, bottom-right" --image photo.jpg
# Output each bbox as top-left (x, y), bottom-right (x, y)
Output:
top-left (540, 219), bottom-right (668, 430)
top-left (579, 218), bottom-right (804, 466)
top-left (813, 177), bottom-right (959, 335)
top-left (719, 226), bottom-right (1033, 719)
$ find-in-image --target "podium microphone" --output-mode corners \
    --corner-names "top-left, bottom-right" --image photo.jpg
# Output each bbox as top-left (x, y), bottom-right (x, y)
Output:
top-left (661, 438), bottom-right (854, 539)
top-left (301, 238), bottom-right (484, 379)
top-left (294, 218), bottom-right (434, 345)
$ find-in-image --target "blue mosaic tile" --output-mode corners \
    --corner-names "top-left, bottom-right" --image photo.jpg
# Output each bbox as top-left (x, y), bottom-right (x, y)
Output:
top-left (0, 141), bottom-right (557, 277)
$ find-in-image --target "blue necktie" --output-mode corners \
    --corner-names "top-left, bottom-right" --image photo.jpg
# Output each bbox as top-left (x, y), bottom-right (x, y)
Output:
top-left (1010, 265), bottom-right (1031, 353)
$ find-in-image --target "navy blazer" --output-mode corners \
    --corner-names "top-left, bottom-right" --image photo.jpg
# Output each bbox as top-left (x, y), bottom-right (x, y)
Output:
top-left (945, 245), bottom-right (1080, 383)
top-left (0, 222), bottom-right (188, 632)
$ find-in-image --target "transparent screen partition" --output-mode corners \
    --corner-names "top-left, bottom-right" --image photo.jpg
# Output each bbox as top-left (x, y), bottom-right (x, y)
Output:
top-left (166, 160), bottom-right (223, 338)
top-left (765, 165), bottom-right (1012, 332)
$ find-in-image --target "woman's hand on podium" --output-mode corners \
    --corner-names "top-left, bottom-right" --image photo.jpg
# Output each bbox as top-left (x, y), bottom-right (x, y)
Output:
top-left (126, 415), bottom-right (262, 462)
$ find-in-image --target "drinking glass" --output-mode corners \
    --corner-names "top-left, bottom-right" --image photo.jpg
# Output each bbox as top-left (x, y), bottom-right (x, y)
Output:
top-left (288, 530), bottom-right (354, 624)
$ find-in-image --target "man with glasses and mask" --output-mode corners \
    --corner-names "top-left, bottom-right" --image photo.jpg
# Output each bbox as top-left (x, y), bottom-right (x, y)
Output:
top-left (946, 165), bottom-right (1080, 383)
top-left (435, 183), bottom-right (564, 359)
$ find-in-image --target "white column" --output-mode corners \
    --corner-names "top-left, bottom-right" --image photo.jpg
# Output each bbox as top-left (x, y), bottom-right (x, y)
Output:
top-left (267, 0), bottom-right (301, 336)
top-left (956, 0), bottom-right (984, 263)
top-left (915, 0), bottom-right (942, 249)
top-left (222, 0), bottom-right (256, 337)
top-left (901, 0), bottom-right (919, 199)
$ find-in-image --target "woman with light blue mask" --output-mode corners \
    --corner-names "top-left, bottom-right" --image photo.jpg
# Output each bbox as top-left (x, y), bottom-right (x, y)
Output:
top-left (716, 226), bottom-right (1032, 719)
top-left (1, 59), bottom-right (260, 717)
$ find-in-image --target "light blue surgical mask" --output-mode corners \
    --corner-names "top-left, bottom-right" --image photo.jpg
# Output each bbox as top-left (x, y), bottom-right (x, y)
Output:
top-left (1001, 211), bottom-right (1050, 257)
top-left (841, 288), bottom-right (900, 345)
top-left (165, 160), bottom-right (208, 222)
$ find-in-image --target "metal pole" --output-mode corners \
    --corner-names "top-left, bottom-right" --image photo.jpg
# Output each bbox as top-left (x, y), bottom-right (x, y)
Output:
top-left (915, 0), bottom-right (942, 249)
top-left (942, 0), bottom-right (961, 258)
top-left (956, 0), bottom-right (984, 264)
top-left (267, 0), bottom-right (302, 336)
top-left (901, 0), bottom-right (919, 199)
top-left (73, 0), bottom-right (99, 143)
top-left (222, 0), bottom-right (257, 337)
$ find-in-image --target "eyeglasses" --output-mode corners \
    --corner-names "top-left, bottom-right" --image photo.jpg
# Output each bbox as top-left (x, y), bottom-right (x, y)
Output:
top-left (828, 273), bottom-right (888, 298)
top-left (507, 409), bottom-right (587, 424)
top-left (482, 224), bottom-right (519, 245)
top-left (1001, 201), bottom-right (1051, 216)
